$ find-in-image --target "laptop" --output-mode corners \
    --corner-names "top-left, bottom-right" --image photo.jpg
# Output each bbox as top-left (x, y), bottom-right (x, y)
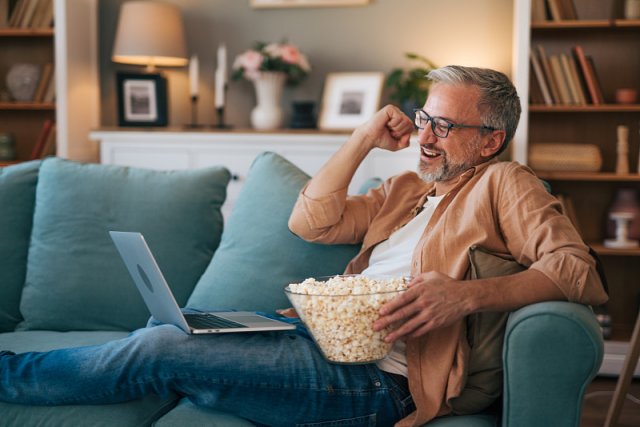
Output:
top-left (109, 231), bottom-right (295, 334)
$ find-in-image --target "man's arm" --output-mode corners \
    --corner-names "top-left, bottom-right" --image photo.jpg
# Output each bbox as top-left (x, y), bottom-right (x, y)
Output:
top-left (374, 268), bottom-right (564, 343)
top-left (303, 105), bottom-right (414, 199)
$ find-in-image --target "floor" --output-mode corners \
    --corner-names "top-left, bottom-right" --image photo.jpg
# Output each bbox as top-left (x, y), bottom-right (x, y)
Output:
top-left (581, 377), bottom-right (640, 426)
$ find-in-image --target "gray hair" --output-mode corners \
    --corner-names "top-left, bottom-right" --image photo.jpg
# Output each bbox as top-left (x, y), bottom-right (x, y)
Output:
top-left (426, 65), bottom-right (521, 156)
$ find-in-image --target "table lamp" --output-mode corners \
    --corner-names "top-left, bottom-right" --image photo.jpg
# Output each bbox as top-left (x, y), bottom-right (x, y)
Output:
top-left (112, 1), bottom-right (187, 71)
top-left (111, 1), bottom-right (188, 127)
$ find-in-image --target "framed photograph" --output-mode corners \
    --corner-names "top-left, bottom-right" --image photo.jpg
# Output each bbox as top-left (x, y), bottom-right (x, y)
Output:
top-left (318, 72), bottom-right (384, 131)
top-left (116, 73), bottom-right (168, 127)
top-left (251, 0), bottom-right (369, 8)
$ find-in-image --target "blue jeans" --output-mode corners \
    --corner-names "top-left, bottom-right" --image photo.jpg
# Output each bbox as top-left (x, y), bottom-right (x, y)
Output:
top-left (0, 320), bottom-right (414, 426)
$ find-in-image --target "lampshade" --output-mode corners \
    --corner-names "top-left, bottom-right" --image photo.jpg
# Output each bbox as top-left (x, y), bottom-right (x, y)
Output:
top-left (112, 1), bottom-right (188, 69)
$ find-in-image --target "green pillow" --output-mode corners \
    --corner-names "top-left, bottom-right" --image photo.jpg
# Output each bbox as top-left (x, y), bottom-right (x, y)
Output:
top-left (18, 158), bottom-right (230, 331)
top-left (0, 161), bottom-right (41, 332)
top-left (187, 152), bottom-right (360, 313)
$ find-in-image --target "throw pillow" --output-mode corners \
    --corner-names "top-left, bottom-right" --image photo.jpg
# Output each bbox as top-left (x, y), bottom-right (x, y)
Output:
top-left (18, 158), bottom-right (230, 331)
top-left (0, 161), bottom-right (41, 332)
top-left (187, 152), bottom-right (361, 314)
top-left (448, 245), bottom-right (525, 415)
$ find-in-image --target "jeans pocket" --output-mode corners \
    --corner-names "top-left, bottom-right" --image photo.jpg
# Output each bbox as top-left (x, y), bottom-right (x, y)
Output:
top-left (296, 413), bottom-right (377, 427)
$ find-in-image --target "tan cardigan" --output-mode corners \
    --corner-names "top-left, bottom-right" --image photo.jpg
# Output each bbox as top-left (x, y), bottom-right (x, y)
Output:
top-left (288, 159), bottom-right (608, 426)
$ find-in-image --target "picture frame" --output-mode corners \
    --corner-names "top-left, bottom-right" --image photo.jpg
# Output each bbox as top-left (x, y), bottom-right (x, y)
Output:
top-left (116, 72), bottom-right (168, 127)
top-left (251, 0), bottom-right (369, 8)
top-left (318, 72), bottom-right (384, 131)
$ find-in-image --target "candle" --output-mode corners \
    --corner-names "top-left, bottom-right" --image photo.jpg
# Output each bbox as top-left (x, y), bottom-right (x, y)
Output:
top-left (214, 44), bottom-right (227, 108)
top-left (189, 55), bottom-right (199, 97)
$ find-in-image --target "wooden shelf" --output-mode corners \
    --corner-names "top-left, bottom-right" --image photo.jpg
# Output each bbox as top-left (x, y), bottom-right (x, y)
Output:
top-left (0, 28), bottom-right (54, 37)
top-left (535, 171), bottom-right (640, 182)
top-left (590, 243), bottom-right (640, 256)
top-left (529, 104), bottom-right (640, 113)
top-left (531, 19), bottom-right (640, 29)
top-left (0, 102), bottom-right (55, 111)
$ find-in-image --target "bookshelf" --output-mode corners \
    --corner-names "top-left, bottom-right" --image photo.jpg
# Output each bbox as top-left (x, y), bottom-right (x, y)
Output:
top-left (513, 0), bottom-right (640, 376)
top-left (0, 0), bottom-right (99, 165)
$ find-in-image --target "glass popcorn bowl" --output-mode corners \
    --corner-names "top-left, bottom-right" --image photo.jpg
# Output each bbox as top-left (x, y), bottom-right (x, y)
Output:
top-left (284, 275), bottom-right (409, 364)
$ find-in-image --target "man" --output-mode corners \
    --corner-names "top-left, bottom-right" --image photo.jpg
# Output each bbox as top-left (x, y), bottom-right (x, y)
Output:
top-left (286, 65), bottom-right (608, 424)
top-left (0, 66), bottom-right (607, 427)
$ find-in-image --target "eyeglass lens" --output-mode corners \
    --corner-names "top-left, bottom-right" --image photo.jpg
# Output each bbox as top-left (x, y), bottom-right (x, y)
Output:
top-left (414, 110), bottom-right (451, 138)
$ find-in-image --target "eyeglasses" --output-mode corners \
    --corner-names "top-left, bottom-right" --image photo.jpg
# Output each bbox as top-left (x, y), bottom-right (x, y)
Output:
top-left (413, 108), bottom-right (497, 138)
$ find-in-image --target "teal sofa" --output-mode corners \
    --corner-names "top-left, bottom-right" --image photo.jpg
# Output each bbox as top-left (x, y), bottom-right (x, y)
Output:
top-left (0, 152), bottom-right (604, 427)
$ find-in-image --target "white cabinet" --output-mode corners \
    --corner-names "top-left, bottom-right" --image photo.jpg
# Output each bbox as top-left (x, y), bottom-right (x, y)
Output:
top-left (91, 129), bottom-right (419, 218)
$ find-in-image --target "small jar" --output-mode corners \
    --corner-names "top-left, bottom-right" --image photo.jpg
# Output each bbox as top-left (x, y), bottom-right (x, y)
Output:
top-left (0, 133), bottom-right (16, 161)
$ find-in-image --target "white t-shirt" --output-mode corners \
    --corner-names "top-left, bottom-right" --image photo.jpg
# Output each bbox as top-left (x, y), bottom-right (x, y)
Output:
top-left (361, 194), bottom-right (445, 377)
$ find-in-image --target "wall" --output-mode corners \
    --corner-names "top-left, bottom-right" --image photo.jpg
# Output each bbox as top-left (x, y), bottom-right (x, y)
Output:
top-left (99, 0), bottom-right (514, 128)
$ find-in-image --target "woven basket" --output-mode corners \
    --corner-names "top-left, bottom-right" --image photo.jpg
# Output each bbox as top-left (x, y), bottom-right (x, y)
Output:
top-left (528, 143), bottom-right (602, 172)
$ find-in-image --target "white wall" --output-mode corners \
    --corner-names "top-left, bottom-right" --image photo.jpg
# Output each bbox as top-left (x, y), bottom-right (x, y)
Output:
top-left (99, 0), bottom-right (514, 128)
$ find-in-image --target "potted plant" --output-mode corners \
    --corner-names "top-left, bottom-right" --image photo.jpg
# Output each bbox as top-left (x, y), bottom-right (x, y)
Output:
top-left (385, 52), bottom-right (437, 117)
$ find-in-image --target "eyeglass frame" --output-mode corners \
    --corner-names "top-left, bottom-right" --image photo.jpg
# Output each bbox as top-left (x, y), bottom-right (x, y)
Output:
top-left (413, 108), bottom-right (497, 138)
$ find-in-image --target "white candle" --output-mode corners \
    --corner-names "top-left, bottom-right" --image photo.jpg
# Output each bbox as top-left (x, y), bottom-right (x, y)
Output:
top-left (214, 45), bottom-right (227, 108)
top-left (215, 70), bottom-right (224, 108)
top-left (189, 55), bottom-right (199, 97)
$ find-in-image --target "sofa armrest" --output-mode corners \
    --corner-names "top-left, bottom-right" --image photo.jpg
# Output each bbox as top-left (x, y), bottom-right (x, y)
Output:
top-left (502, 301), bottom-right (603, 427)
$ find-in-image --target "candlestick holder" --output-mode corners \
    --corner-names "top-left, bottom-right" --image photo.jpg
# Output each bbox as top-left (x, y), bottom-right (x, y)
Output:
top-left (604, 212), bottom-right (639, 249)
top-left (214, 106), bottom-right (232, 129)
top-left (185, 95), bottom-right (205, 128)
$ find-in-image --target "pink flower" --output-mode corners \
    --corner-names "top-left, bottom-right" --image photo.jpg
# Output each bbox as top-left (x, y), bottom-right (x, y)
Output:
top-left (234, 50), bottom-right (263, 72)
top-left (279, 44), bottom-right (301, 65)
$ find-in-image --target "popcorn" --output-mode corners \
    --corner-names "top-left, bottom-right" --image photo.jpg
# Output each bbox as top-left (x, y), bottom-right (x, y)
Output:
top-left (285, 275), bottom-right (408, 364)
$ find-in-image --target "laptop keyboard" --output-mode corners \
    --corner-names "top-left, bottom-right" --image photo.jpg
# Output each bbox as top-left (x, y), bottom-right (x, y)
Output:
top-left (183, 313), bottom-right (247, 330)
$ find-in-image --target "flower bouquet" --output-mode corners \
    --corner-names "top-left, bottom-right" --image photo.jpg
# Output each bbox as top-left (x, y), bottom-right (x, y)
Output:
top-left (232, 41), bottom-right (311, 85)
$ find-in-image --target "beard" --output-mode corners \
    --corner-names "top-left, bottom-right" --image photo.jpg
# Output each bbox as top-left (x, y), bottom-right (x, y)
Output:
top-left (418, 136), bottom-right (483, 183)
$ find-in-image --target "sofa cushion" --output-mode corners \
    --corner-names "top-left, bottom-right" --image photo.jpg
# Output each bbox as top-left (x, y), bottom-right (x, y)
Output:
top-left (154, 398), bottom-right (255, 427)
top-left (18, 158), bottom-right (230, 331)
top-left (0, 394), bottom-right (177, 427)
top-left (0, 161), bottom-right (40, 332)
top-left (187, 152), bottom-right (360, 314)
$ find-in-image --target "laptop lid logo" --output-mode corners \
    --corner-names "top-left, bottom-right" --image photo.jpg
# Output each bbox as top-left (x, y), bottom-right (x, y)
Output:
top-left (137, 264), bottom-right (154, 293)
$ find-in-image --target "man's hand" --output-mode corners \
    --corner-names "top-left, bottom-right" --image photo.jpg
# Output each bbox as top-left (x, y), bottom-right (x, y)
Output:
top-left (355, 104), bottom-right (414, 153)
top-left (373, 272), bottom-right (474, 343)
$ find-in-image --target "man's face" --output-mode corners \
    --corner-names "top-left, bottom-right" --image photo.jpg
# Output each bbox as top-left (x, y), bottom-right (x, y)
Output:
top-left (416, 83), bottom-right (487, 187)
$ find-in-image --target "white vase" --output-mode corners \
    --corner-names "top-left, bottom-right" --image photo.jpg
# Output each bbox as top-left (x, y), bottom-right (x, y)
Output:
top-left (250, 72), bottom-right (286, 130)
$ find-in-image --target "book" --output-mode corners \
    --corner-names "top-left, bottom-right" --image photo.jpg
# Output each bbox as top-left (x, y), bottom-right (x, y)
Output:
top-left (549, 54), bottom-right (571, 104)
top-left (566, 54), bottom-right (587, 104)
top-left (30, 0), bottom-right (48, 28)
top-left (530, 51), bottom-right (553, 105)
top-left (546, 0), bottom-right (564, 21)
top-left (535, 45), bottom-right (561, 104)
top-left (0, 0), bottom-right (9, 28)
top-left (8, 0), bottom-right (27, 27)
top-left (529, 63), bottom-right (546, 105)
top-left (40, 122), bottom-right (56, 158)
top-left (33, 62), bottom-right (52, 102)
top-left (572, 45), bottom-right (603, 104)
top-left (42, 68), bottom-right (55, 103)
top-left (531, 0), bottom-right (548, 22)
top-left (558, 0), bottom-right (578, 20)
top-left (559, 53), bottom-right (581, 104)
top-left (19, 0), bottom-right (40, 28)
top-left (586, 56), bottom-right (605, 104)
top-left (30, 118), bottom-right (53, 160)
